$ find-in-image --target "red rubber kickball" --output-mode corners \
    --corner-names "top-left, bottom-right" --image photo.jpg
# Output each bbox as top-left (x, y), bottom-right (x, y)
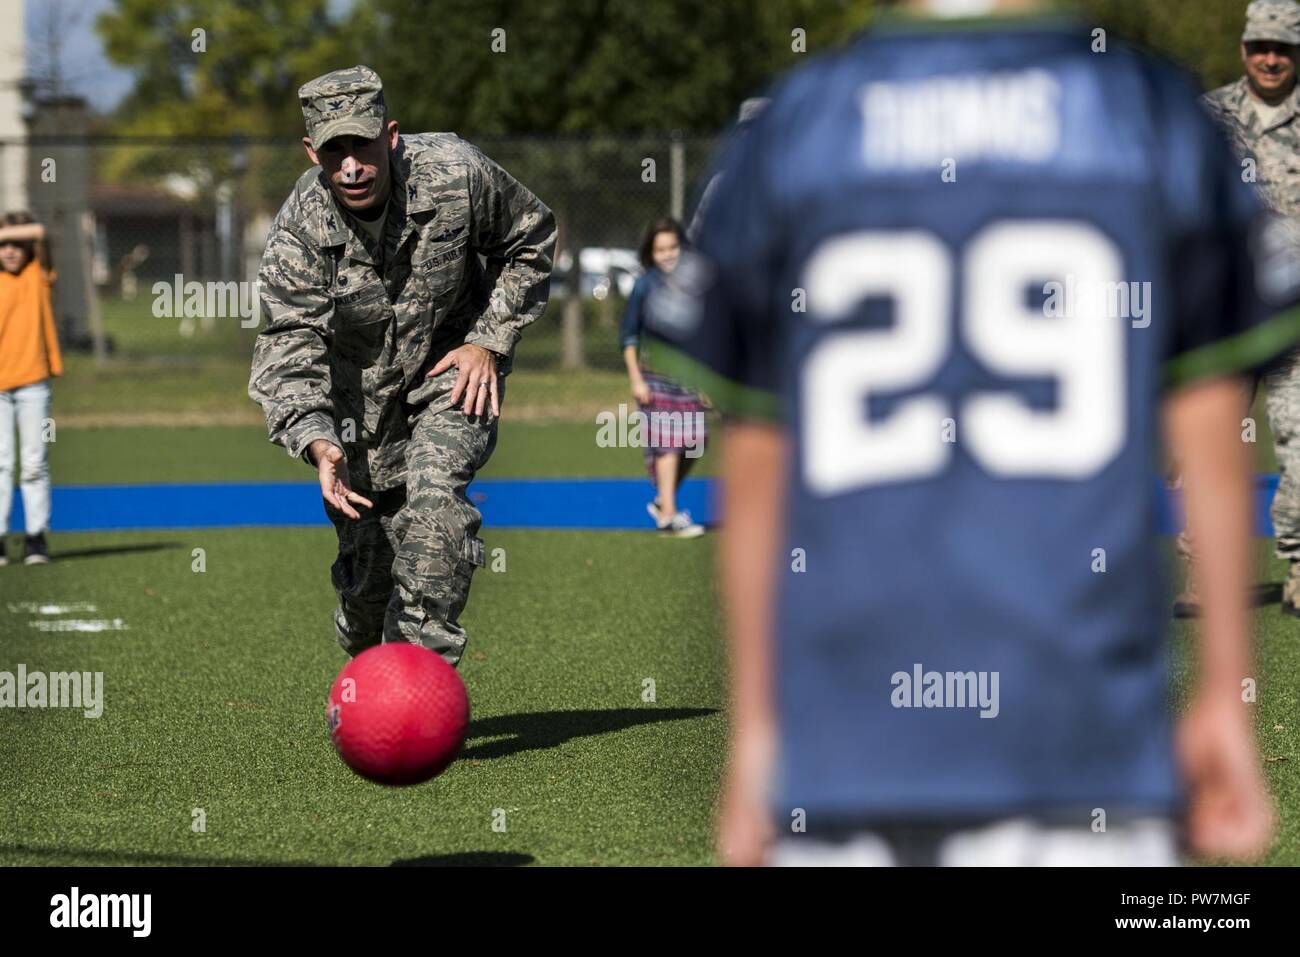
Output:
top-left (327, 643), bottom-right (470, 786)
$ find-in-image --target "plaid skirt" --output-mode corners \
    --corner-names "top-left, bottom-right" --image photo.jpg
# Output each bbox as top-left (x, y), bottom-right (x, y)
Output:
top-left (640, 372), bottom-right (709, 476)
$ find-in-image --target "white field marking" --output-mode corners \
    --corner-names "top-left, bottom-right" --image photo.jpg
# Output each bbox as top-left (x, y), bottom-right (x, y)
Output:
top-left (7, 602), bottom-right (99, 615)
top-left (28, 619), bottom-right (127, 633)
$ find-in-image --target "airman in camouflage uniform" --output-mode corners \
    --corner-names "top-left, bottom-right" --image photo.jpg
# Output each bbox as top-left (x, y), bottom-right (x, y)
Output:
top-left (249, 66), bottom-right (555, 662)
top-left (1185, 1), bottom-right (1300, 616)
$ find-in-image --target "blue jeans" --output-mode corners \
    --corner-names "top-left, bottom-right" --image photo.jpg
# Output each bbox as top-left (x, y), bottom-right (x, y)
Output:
top-left (0, 379), bottom-right (53, 535)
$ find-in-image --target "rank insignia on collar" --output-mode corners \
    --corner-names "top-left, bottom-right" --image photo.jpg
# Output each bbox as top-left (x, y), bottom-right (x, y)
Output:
top-left (327, 214), bottom-right (337, 230)
top-left (409, 184), bottom-right (417, 200)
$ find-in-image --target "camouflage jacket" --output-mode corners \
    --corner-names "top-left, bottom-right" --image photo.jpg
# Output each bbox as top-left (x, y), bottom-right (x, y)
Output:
top-left (1203, 77), bottom-right (1300, 216)
top-left (249, 132), bottom-right (555, 490)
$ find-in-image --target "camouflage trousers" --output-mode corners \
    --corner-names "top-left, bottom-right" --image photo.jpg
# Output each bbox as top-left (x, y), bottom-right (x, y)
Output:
top-left (323, 387), bottom-right (499, 666)
top-left (1176, 360), bottom-right (1300, 564)
top-left (1265, 352), bottom-right (1300, 561)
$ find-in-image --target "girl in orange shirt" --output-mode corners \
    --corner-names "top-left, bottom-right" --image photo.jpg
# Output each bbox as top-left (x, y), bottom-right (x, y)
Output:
top-left (0, 211), bottom-right (61, 565)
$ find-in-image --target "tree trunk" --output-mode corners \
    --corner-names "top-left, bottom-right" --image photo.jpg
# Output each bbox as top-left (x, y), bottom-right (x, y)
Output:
top-left (559, 208), bottom-right (585, 369)
top-left (562, 294), bottom-right (585, 370)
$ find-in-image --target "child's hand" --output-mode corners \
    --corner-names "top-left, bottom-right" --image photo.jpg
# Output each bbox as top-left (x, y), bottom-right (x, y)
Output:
top-left (1178, 695), bottom-right (1276, 861)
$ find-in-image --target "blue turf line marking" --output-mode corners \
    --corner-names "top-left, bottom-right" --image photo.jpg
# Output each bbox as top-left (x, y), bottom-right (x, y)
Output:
top-left (16, 478), bottom-right (716, 533)
top-left (10, 475), bottom-right (1279, 536)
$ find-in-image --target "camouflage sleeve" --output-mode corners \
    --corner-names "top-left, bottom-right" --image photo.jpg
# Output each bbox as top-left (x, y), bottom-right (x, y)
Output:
top-left (1201, 89), bottom-right (1257, 171)
top-left (248, 220), bottom-right (340, 464)
top-left (462, 143), bottom-right (556, 357)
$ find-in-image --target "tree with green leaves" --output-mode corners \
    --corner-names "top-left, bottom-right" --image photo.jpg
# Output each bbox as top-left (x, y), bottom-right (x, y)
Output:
top-left (359, 0), bottom-right (872, 135)
top-left (96, 0), bottom-right (364, 210)
top-left (1078, 0), bottom-right (1253, 91)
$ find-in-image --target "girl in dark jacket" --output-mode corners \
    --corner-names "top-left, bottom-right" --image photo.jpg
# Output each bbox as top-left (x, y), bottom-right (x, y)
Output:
top-left (620, 218), bottom-right (708, 538)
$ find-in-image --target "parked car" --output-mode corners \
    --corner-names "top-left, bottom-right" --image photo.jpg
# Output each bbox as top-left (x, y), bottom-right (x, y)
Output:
top-left (552, 247), bottom-right (642, 300)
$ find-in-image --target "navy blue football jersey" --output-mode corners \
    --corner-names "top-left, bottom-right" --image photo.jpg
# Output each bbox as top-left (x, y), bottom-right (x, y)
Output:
top-left (648, 14), bottom-right (1300, 826)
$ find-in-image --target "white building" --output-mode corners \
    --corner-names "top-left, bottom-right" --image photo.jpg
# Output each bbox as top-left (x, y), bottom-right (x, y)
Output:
top-left (0, 0), bottom-right (27, 212)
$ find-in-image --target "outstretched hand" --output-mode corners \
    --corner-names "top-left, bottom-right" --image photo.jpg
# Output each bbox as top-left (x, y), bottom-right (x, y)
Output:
top-left (428, 343), bottom-right (500, 417)
top-left (309, 439), bottom-right (373, 520)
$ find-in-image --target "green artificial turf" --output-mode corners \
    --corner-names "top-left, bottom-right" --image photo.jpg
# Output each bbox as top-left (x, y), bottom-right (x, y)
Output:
top-left (52, 355), bottom-right (634, 428)
top-left (3, 349), bottom-right (1292, 867)
top-left (45, 421), bottom-right (719, 485)
top-left (1170, 541), bottom-right (1300, 866)
top-left (1, 529), bottom-right (1298, 866)
top-left (0, 528), bottom-right (725, 866)
top-left (62, 295), bottom-right (637, 428)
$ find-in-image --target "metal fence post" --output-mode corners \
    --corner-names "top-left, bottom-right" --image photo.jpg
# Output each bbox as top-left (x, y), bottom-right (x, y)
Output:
top-left (670, 130), bottom-right (685, 223)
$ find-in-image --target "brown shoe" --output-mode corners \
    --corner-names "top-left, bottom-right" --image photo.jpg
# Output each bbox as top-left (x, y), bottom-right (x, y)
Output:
top-left (1173, 555), bottom-right (1200, 619)
top-left (1282, 566), bottom-right (1300, 618)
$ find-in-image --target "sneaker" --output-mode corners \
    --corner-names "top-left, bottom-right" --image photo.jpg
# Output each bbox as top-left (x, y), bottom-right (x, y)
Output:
top-left (660, 510), bottom-right (705, 539)
top-left (23, 533), bottom-right (50, 565)
top-left (646, 500), bottom-right (663, 527)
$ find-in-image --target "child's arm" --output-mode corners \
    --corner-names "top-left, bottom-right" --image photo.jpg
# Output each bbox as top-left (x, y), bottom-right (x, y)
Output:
top-left (623, 345), bottom-right (650, 404)
top-left (0, 222), bottom-right (45, 243)
top-left (620, 278), bottom-right (651, 403)
top-left (1165, 374), bottom-right (1275, 860)
top-left (716, 419), bottom-right (788, 866)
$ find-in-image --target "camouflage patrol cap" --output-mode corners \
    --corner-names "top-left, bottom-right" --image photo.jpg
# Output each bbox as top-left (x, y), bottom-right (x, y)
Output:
top-left (298, 65), bottom-right (387, 150)
top-left (1243, 0), bottom-right (1300, 46)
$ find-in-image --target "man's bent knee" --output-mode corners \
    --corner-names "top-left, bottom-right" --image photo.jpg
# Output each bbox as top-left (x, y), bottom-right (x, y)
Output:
top-left (386, 518), bottom-right (486, 664)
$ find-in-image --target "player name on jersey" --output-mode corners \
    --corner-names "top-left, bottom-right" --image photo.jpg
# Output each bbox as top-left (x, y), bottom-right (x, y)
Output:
top-left (860, 68), bottom-right (1061, 170)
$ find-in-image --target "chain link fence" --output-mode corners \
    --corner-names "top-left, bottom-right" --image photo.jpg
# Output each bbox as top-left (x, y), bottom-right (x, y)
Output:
top-left (11, 134), bottom-right (721, 393)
